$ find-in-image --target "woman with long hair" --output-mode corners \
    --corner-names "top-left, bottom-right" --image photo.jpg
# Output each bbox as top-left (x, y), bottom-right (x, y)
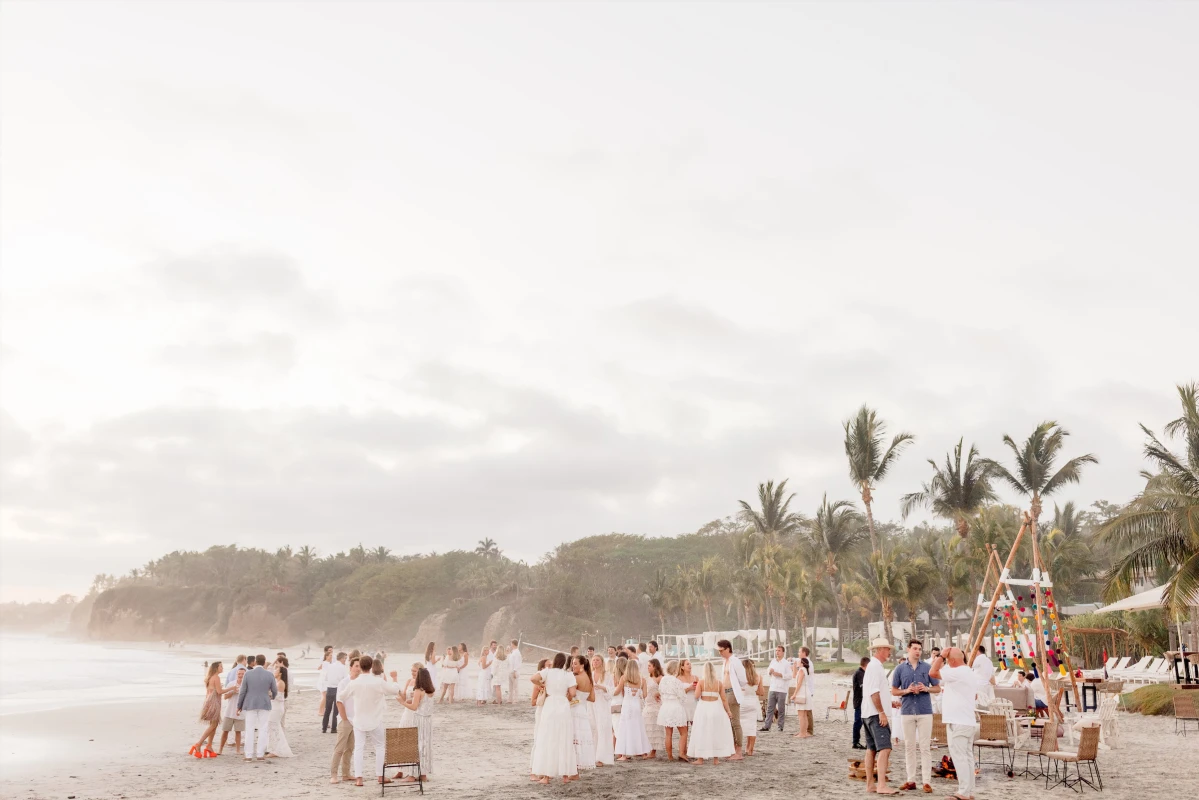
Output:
top-left (610, 656), bottom-right (628, 727)
top-left (191, 661), bottom-right (235, 758)
top-left (438, 646), bottom-right (460, 703)
top-left (456, 642), bottom-right (469, 696)
top-left (394, 667), bottom-right (436, 784)
top-left (678, 659), bottom-right (698, 725)
top-left (475, 645), bottom-right (492, 706)
top-left (529, 653), bottom-right (578, 785)
top-left (686, 662), bottom-right (734, 764)
top-left (528, 658), bottom-right (548, 779)
top-left (590, 655), bottom-right (614, 766)
top-left (491, 647), bottom-right (509, 705)
top-left (741, 659), bottom-right (763, 756)
top-left (399, 662), bottom-right (422, 728)
top-left (569, 655), bottom-right (596, 772)
top-left (658, 660), bottom-right (690, 761)
top-left (642, 659), bottom-right (664, 759)
top-left (613, 659), bottom-right (650, 760)
top-left (265, 663), bottom-right (294, 758)
top-left (789, 657), bottom-right (812, 738)
top-left (423, 643), bottom-right (440, 691)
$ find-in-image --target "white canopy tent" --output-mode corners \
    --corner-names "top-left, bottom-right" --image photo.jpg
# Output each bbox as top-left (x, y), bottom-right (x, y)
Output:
top-left (1093, 584), bottom-right (1199, 614)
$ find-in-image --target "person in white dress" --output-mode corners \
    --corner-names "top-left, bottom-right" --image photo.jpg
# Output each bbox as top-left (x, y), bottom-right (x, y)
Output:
top-left (590, 656), bottom-right (614, 766)
top-left (475, 645), bottom-right (493, 705)
top-left (610, 657), bottom-right (627, 725)
top-left (530, 653), bottom-right (579, 785)
top-left (394, 667), bottom-right (435, 784)
top-left (657, 660), bottom-right (690, 761)
top-left (678, 659), bottom-right (698, 725)
top-left (614, 659), bottom-right (651, 760)
top-left (789, 657), bottom-right (813, 738)
top-left (740, 659), bottom-right (764, 756)
top-left (437, 646), bottom-right (459, 703)
top-left (642, 660), bottom-right (664, 758)
top-left (491, 648), bottom-right (510, 704)
top-left (422, 643), bottom-right (441, 692)
top-left (528, 658), bottom-right (548, 777)
top-left (687, 662), bottom-right (735, 764)
top-left (398, 662), bottom-right (420, 728)
top-left (265, 663), bottom-right (293, 758)
top-left (569, 656), bottom-right (596, 771)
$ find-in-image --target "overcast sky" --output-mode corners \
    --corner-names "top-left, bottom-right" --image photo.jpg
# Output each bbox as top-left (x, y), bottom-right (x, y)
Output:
top-left (1, 2), bottom-right (1195, 602)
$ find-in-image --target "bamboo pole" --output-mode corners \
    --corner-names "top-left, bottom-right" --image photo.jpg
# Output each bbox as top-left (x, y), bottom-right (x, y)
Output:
top-left (967, 545), bottom-right (1000, 647)
top-left (969, 520), bottom-right (1028, 657)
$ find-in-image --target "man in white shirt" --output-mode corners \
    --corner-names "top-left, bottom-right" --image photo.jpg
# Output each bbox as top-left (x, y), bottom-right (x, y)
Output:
top-left (338, 654), bottom-right (402, 787)
top-left (717, 639), bottom-right (747, 761)
top-left (330, 656), bottom-right (361, 784)
top-left (321, 652), bottom-right (350, 734)
top-left (931, 647), bottom-right (988, 800)
top-left (646, 640), bottom-right (662, 667)
top-left (760, 645), bottom-right (793, 732)
top-left (860, 637), bottom-right (898, 796)
top-left (636, 643), bottom-right (650, 674)
top-left (972, 645), bottom-right (995, 705)
top-left (506, 640), bottom-right (523, 703)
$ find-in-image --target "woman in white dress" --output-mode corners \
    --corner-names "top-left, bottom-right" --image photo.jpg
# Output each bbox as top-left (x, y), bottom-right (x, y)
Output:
top-left (491, 648), bottom-right (509, 705)
top-left (740, 659), bottom-right (764, 756)
top-left (437, 646), bottom-right (459, 703)
top-left (475, 646), bottom-right (492, 705)
top-left (614, 659), bottom-right (650, 760)
top-left (265, 663), bottom-right (294, 758)
top-left (687, 662), bottom-right (734, 764)
top-left (569, 655), bottom-right (596, 771)
top-left (456, 642), bottom-right (469, 700)
top-left (530, 653), bottom-right (579, 785)
top-left (678, 659), bottom-right (698, 725)
top-left (422, 642), bottom-right (440, 692)
top-left (590, 656), bottom-right (614, 766)
top-left (610, 657), bottom-right (627, 730)
top-left (528, 658), bottom-right (548, 778)
top-left (395, 667), bottom-right (435, 784)
top-left (789, 656), bottom-right (812, 738)
top-left (658, 660), bottom-right (690, 761)
top-left (398, 662), bottom-right (421, 728)
top-left (642, 660), bottom-right (664, 759)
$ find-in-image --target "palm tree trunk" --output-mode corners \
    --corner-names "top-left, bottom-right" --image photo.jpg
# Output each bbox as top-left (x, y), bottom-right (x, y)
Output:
top-left (946, 596), bottom-right (955, 649)
top-left (799, 611), bottom-right (809, 649)
top-left (862, 486), bottom-right (879, 554)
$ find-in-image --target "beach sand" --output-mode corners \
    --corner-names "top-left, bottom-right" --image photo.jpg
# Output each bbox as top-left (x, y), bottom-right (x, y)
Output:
top-left (2, 677), bottom-right (1194, 799)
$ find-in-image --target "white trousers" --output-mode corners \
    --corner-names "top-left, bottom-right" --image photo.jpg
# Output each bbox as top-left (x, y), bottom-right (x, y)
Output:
top-left (243, 709), bottom-right (270, 759)
top-left (902, 714), bottom-right (932, 785)
top-left (947, 723), bottom-right (977, 799)
top-left (352, 724), bottom-right (386, 778)
top-left (508, 672), bottom-right (520, 702)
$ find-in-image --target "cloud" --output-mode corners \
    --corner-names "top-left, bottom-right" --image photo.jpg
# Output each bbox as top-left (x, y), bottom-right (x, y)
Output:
top-left (157, 332), bottom-right (296, 372)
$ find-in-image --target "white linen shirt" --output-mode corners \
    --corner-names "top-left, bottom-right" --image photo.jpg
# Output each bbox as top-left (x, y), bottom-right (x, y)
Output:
top-left (338, 673), bottom-right (401, 731)
top-left (336, 674), bottom-right (356, 723)
top-left (508, 648), bottom-right (523, 675)
top-left (722, 655), bottom-right (749, 704)
top-left (323, 659), bottom-right (349, 689)
top-left (766, 658), bottom-right (793, 693)
top-left (861, 656), bottom-right (889, 719)
top-left (939, 664), bottom-right (986, 726)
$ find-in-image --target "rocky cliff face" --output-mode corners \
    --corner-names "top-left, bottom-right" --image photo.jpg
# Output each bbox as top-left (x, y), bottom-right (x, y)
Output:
top-left (481, 605), bottom-right (514, 645)
top-left (407, 611), bottom-right (447, 653)
top-left (86, 586), bottom-right (300, 643)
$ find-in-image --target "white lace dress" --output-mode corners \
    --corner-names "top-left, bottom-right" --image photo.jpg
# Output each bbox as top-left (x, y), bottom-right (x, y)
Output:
top-left (530, 668), bottom-right (578, 778)
top-left (571, 690), bottom-right (596, 770)
top-left (642, 678), bottom-right (664, 752)
top-left (614, 683), bottom-right (650, 756)
top-left (440, 659), bottom-right (458, 686)
top-left (267, 695), bottom-right (293, 757)
top-left (414, 692), bottom-right (434, 775)
top-left (657, 674), bottom-right (689, 728)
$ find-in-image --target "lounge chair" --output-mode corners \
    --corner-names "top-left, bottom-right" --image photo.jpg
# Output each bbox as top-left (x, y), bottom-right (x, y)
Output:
top-left (1111, 656), bottom-right (1152, 676)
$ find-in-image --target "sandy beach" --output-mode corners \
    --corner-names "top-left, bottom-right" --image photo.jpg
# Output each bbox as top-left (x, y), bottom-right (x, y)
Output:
top-left (3, 672), bottom-right (1195, 800)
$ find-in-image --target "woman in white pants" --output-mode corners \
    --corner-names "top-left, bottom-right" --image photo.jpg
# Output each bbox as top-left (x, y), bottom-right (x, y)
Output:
top-left (338, 655), bottom-right (403, 788)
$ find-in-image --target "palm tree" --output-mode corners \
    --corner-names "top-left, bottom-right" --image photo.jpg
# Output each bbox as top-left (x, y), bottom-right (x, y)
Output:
top-left (672, 565), bottom-right (697, 629)
top-left (349, 543), bottom-right (367, 567)
top-left (919, 529), bottom-right (973, 646)
top-left (801, 494), bottom-right (867, 661)
top-left (729, 531), bottom-right (761, 629)
top-left (1041, 502), bottom-right (1102, 606)
top-left (1101, 383), bottom-right (1199, 616)
top-left (843, 405), bottom-right (915, 553)
top-left (296, 546), bottom-right (317, 569)
top-left (643, 569), bottom-right (674, 635)
top-left (475, 538), bottom-right (501, 559)
top-left (371, 546), bottom-right (392, 563)
top-left (983, 422), bottom-right (1098, 523)
top-left (739, 479), bottom-right (806, 634)
top-left (694, 556), bottom-right (727, 631)
top-left (901, 438), bottom-right (998, 538)
top-left (896, 553), bottom-right (939, 642)
top-left (855, 547), bottom-right (913, 648)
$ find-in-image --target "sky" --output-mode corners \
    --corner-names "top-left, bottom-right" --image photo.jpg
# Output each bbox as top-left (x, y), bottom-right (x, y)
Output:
top-left (1, 2), bottom-right (1196, 602)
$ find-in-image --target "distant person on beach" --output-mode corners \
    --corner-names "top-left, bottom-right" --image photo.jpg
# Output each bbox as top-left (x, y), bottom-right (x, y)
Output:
top-left (237, 654), bottom-right (277, 762)
top-left (320, 652), bottom-right (349, 735)
top-left (317, 647), bottom-right (334, 728)
top-left (218, 656), bottom-right (248, 755)
top-left (636, 643), bottom-right (650, 674)
top-left (790, 657), bottom-right (813, 738)
top-left (930, 647), bottom-right (988, 800)
top-left (265, 661), bottom-right (293, 758)
top-left (570, 655), bottom-right (597, 771)
top-left (740, 659), bottom-right (763, 754)
top-left (423, 643), bottom-right (441, 691)
top-left (657, 660), bottom-right (689, 761)
top-left (330, 656), bottom-right (361, 784)
top-left (718, 639), bottom-right (747, 760)
top-left (798, 646), bottom-right (816, 735)
top-left (647, 640), bottom-right (661, 663)
top-left (861, 638), bottom-right (898, 796)
top-left (852, 656), bottom-right (869, 749)
top-left (761, 645), bottom-right (792, 733)
top-left (529, 653), bottom-right (579, 784)
top-left (192, 661), bottom-right (237, 758)
top-left (591, 655), bottom-right (615, 766)
top-left (642, 659), bottom-right (664, 758)
top-left (438, 646), bottom-right (460, 704)
top-left (686, 661), bottom-right (734, 764)
top-left (971, 645), bottom-right (995, 704)
top-left (507, 640), bottom-right (523, 703)
top-left (491, 647), bottom-right (509, 704)
top-left (475, 645), bottom-right (493, 705)
top-left (613, 659), bottom-right (649, 761)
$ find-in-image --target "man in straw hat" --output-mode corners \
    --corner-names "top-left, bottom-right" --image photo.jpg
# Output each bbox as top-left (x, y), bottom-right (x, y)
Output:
top-left (860, 637), bottom-right (898, 795)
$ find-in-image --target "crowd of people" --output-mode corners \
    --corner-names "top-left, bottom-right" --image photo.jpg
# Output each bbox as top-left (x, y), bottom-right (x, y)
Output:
top-left (525, 639), bottom-right (820, 785)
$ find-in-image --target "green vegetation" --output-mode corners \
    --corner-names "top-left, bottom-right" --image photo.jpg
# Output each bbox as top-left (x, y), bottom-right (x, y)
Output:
top-left (66, 384), bottom-right (1194, 658)
top-left (1122, 683), bottom-right (1184, 716)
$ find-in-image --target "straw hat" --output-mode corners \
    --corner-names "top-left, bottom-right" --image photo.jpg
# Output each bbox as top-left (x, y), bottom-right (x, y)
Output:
top-left (869, 637), bottom-right (893, 651)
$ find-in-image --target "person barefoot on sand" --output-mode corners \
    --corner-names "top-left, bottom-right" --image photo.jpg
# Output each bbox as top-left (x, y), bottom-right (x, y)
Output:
top-left (686, 662), bottom-right (734, 765)
top-left (861, 638), bottom-right (899, 796)
top-left (529, 653), bottom-right (579, 785)
top-left (338, 654), bottom-right (403, 788)
top-left (657, 660), bottom-right (689, 762)
top-left (790, 657), bottom-right (813, 738)
top-left (437, 646), bottom-right (459, 704)
top-left (394, 666), bottom-right (435, 784)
